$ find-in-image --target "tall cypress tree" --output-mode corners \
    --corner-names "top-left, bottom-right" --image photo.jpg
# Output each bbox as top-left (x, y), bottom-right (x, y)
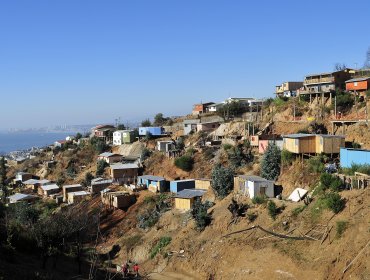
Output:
top-left (0, 157), bottom-right (8, 202)
top-left (260, 144), bottom-right (281, 181)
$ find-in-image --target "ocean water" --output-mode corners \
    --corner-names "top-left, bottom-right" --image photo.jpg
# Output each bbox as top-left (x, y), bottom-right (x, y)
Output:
top-left (0, 132), bottom-right (74, 154)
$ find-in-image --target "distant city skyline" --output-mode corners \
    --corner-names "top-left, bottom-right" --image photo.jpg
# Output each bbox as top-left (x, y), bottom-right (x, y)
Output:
top-left (1, 0), bottom-right (369, 129)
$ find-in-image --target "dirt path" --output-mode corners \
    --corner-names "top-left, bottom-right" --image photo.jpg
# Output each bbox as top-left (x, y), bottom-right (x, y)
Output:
top-left (148, 271), bottom-right (200, 280)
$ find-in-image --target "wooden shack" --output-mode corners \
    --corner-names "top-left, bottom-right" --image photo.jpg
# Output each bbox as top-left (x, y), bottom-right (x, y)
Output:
top-left (194, 179), bottom-right (212, 190)
top-left (102, 191), bottom-right (136, 209)
top-left (283, 134), bottom-right (345, 154)
top-left (174, 189), bottom-right (206, 210)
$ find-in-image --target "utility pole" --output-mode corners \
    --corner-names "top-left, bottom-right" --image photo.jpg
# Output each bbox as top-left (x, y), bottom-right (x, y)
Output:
top-left (293, 98), bottom-right (296, 121)
top-left (334, 95), bottom-right (337, 119)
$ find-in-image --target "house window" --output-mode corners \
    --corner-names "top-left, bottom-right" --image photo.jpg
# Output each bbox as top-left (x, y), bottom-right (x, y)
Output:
top-left (354, 82), bottom-right (358, 86)
top-left (295, 139), bottom-right (298, 146)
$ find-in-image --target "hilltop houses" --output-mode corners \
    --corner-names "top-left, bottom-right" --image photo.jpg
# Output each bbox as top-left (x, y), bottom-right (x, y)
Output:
top-left (174, 189), bottom-right (206, 210)
top-left (298, 69), bottom-right (353, 103)
top-left (137, 175), bottom-right (167, 193)
top-left (38, 184), bottom-right (60, 197)
top-left (92, 125), bottom-right (116, 142)
top-left (62, 184), bottom-right (83, 202)
top-left (192, 102), bottom-right (215, 115)
top-left (340, 148), bottom-right (370, 168)
top-left (275, 81), bottom-right (303, 97)
top-left (113, 130), bottom-right (136, 145)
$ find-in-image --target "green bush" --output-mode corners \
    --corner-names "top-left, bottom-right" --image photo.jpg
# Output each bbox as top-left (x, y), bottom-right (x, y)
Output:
top-left (281, 149), bottom-right (294, 166)
top-left (211, 165), bottom-right (234, 199)
top-left (336, 220), bottom-right (348, 238)
top-left (141, 148), bottom-right (152, 161)
top-left (308, 156), bottom-right (325, 173)
top-left (267, 201), bottom-right (278, 220)
top-left (251, 195), bottom-right (267, 205)
top-left (247, 212), bottom-right (258, 222)
top-left (96, 160), bottom-right (108, 176)
top-left (260, 144), bottom-right (281, 180)
top-left (320, 173), bottom-right (343, 192)
top-left (174, 155), bottom-right (194, 171)
top-left (191, 200), bottom-right (213, 231)
top-left (291, 205), bottom-right (307, 217)
top-left (150, 236), bottom-right (172, 259)
top-left (325, 192), bottom-right (345, 214)
top-left (137, 210), bottom-right (160, 229)
top-left (223, 144), bottom-right (233, 151)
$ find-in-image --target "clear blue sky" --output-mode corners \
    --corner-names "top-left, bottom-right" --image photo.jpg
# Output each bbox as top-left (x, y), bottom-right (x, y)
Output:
top-left (0, 0), bottom-right (369, 129)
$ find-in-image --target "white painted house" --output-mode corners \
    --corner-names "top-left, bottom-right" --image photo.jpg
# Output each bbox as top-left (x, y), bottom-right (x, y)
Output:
top-left (234, 175), bottom-right (274, 198)
top-left (157, 140), bottom-right (175, 153)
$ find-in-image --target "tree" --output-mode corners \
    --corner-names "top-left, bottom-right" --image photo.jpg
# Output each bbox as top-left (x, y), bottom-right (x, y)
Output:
top-left (267, 201), bottom-right (278, 220)
top-left (0, 157), bottom-right (8, 202)
top-left (174, 155), bottom-right (194, 172)
top-left (260, 144), bottom-right (281, 180)
top-left (75, 133), bottom-right (82, 140)
top-left (153, 113), bottom-right (167, 126)
top-left (211, 165), bottom-right (234, 199)
top-left (141, 119), bottom-right (152, 127)
top-left (334, 63), bottom-right (347, 71)
top-left (191, 199), bottom-right (212, 231)
top-left (117, 124), bottom-right (126, 130)
top-left (96, 160), bottom-right (108, 176)
top-left (175, 137), bottom-right (185, 150)
top-left (227, 140), bottom-right (254, 168)
top-left (84, 172), bottom-right (94, 187)
top-left (217, 101), bottom-right (246, 120)
top-left (364, 46), bottom-right (370, 69)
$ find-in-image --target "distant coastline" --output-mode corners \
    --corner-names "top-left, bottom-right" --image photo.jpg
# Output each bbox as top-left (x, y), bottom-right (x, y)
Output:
top-left (0, 131), bottom-right (83, 154)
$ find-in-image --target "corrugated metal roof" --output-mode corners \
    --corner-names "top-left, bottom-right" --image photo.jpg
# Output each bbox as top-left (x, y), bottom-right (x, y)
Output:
top-left (236, 175), bottom-right (271, 182)
top-left (91, 179), bottom-right (113, 185)
top-left (345, 77), bottom-right (370, 83)
top-left (69, 191), bottom-right (90, 196)
top-left (283, 133), bottom-right (345, 139)
top-left (138, 175), bottom-right (166, 181)
top-left (40, 184), bottom-right (60, 191)
top-left (99, 152), bottom-right (122, 157)
top-left (174, 189), bottom-right (206, 199)
top-left (23, 179), bottom-right (40, 185)
top-left (110, 163), bottom-right (139, 170)
top-left (8, 193), bottom-right (36, 201)
top-left (63, 184), bottom-right (82, 189)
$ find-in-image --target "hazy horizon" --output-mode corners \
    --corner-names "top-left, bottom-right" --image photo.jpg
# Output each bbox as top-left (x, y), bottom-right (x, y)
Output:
top-left (1, 0), bottom-right (369, 129)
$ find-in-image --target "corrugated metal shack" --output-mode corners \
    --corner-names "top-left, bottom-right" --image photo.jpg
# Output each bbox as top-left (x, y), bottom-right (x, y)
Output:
top-left (170, 179), bottom-right (196, 193)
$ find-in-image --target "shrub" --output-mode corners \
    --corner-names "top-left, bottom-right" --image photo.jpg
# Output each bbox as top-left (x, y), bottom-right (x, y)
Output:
top-left (247, 212), bottom-right (258, 222)
top-left (329, 177), bottom-right (343, 192)
top-left (291, 205), bottom-right (307, 217)
top-left (137, 210), bottom-right (160, 229)
top-left (308, 156), bottom-right (325, 173)
top-left (96, 160), bottom-right (108, 176)
top-left (281, 149), bottom-right (294, 166)
top-left (211, 165), bottom-right (234, 199)
top-left (341, 163), bottom-right (370, 176)
top-left (320, 173), bottom-right (333, 190)
top-left (227, 142), bottom-right (254, 168)
top-left (150, 236), bottom-right (172, 259)
top-left (267, 201), bottom-right (278, 220)
top-left (174, 155), bottom-right (194, 172)
top-left (260, 144), bottom-right (281, 180)
top-left (141, 148), bottom-right (152, 161)
top-left (251, 195), bottom-right (267, 205)
top-left (203, 147), bottom-right (214, 160)
top-left (325, 192), bottom-right (345, 214)
top-left (336, 220), bottom-right (348, 238)
top-left (191, 200), bottom-right (213, 231)
top-left (223, 144), bottom-right (233, 151)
